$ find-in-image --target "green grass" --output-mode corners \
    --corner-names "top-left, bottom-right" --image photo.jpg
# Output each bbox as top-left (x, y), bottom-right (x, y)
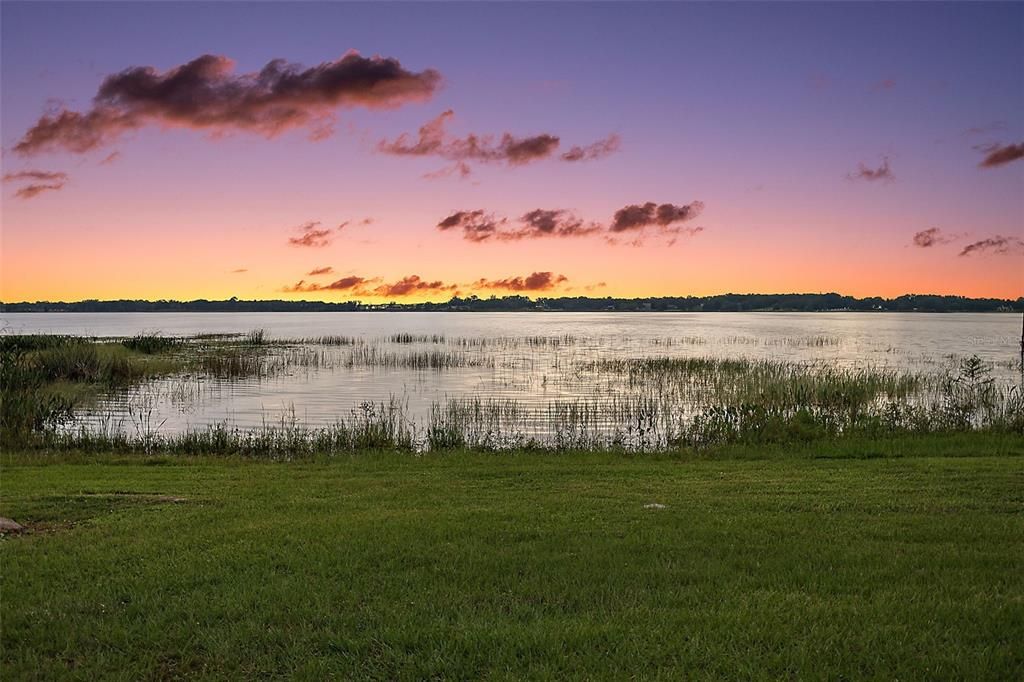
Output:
top-left (2, 438), bottom-right (1022, 679)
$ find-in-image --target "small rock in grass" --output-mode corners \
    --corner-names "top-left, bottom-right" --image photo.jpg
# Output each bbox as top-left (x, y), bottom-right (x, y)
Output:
top-left (0, 517), bottom-right (25, 533)
top-left (643, 503), bottom-right (667, 510)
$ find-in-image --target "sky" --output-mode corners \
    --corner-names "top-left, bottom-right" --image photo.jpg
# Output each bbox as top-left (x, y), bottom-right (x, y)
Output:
top-left (1, 1), bottom-right (1022, 303)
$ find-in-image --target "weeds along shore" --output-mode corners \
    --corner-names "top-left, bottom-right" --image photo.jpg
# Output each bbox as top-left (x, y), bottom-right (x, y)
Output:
top-left (2, 331), bottom-right (1022, 456)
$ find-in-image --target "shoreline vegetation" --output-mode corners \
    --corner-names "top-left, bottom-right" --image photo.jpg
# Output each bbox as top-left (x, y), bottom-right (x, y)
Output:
top-left (3, 292), bottom-right (1023, 313)
top-left (2, 332), bottom-right (1021, 457)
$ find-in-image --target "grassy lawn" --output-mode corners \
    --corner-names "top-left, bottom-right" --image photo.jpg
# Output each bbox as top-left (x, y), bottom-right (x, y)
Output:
top-left (2, 443), bottom-right (1023, 679)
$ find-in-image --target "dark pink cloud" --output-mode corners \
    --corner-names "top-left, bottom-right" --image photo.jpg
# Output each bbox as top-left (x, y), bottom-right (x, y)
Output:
top-left (474, 272), bottom-right (568, 292)
top-left (282, 273), bottom-right (456, 297)
top-left (3, 169), bottom-right (69, 199)
top-left (379, 109), bottom-right (618, 172)
top-left (283, 275), bottom-right (373, 293)
top-left (977, 142), bottom-right (1024, 168)
top-left (958, 235), bottom-right (1024, 257)
top-left (280, 271), bottom-right (577, 298)
top-left (15, 51), bottom-right (441, 155)
top-left (436, 210), bottom-right (507, 242)
top-left (561, 134), bottom-right (621, 162)
top-left (288, 220), bottom-right (333, 248)
top-left (374, 275), bottom-right (457, 297)
top-left (438, 200), bottom-right (705, 244)
top-left (3, 170), bottom-right (68, 182)
top-left (609, 201), bottom-right (704, 233)
top-left (307, 266), bottom-right (334, 276)
top-left (511, 209), bottom-right (602, 239)
top-left (912, 227), bottom-right (960, 248)
top-left (337, 217), bottom-right (374, 231)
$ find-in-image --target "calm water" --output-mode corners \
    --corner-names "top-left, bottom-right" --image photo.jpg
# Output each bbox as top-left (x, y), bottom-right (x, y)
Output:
top-left (3, 312), bottom-right (1021, 437)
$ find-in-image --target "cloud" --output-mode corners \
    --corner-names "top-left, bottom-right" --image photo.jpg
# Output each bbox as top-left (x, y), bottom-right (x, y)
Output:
top-left (373, 275), bottom-right (457, 297)
top-left (436, 210), bottom-right (507, 242)
top-left (15, 51), bottom-right (441, 155)
top-left (280, 271), bottom-right (576, 298)
top-left (870, 79), bottom-right (896, 92)
top-left (976, 142), bottom-right (1024, 168)
top-left (474, 271), bottom-right (568, 292)
top-left (14, 183), bottom-right (65, 199)
top-left (610, 201), bottom-right (704, 232)
top-left (964, 121), bottom-right (1007, 136)
top-left (958, 235), bottom-right (1024, 257)
top-left (847, 157), bottom-right (894, 182)
top-left (3, 170), bottom-right (68, 183)
top-left (511, 209), bottom-right (602, 239)
top-left (98, 151), bottom-right (121, 165)
top-left (288, 220), bottom-right (333, 248)
top-left (423, 161), bottom-right (472, 180)
top-left (561, 134), bottom-right (621, 162)
top-left (337, 217), bottom-right (374, 230)
top-left (378, 109), bottom-right (618, 172)
top-left (911, 227), bottom-right (958, 248)
top-left (230, 268), bottom-right (248, 274)
top-left (307, 266), bottom-right (334, 276)
top-left (282, 273), bottom-right (456, 297)
top-left (438, 200), bottom-right (705, 245)
top-left (3, 169), bottom-right (69, 199)
top-left (283, 275), bottom-right (373, 293)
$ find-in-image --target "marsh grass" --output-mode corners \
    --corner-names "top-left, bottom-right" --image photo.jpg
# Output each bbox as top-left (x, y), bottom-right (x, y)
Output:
top-left (345, 345), bottom-right (495, 370)
top-left (389, 333), bottom-right (446, 344)
top-left (5, 332), bottom-right (1022, 454)
top-left (121, 333), bottom-right (180, 354)
top-left (1, 336), bottom-right (184, 443)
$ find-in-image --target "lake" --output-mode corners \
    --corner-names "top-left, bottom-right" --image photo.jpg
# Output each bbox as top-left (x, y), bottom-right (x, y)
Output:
top-left (2, 312), bottom-right (1021, 442)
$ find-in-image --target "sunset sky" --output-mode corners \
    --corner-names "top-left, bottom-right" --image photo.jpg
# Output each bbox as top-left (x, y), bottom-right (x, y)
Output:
top-left (2, 1), bottom-right (1022, 303)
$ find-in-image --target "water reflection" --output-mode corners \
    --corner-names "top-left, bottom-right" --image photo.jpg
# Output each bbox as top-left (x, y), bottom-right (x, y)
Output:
top-left (4, 311), bottom-right (1014, 438)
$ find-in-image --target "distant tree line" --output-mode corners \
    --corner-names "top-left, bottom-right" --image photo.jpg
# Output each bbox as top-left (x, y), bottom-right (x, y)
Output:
top-left (2, 293), bottom-right (1022, 313)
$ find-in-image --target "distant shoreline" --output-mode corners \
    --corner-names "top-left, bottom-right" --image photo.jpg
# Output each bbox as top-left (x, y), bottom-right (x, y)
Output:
top-left (2, 293), bottom-right (1022, 314)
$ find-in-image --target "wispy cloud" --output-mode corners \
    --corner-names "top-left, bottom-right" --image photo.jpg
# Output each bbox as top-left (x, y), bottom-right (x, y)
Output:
top-left (379, 109), bottom-right (619, 175)
top-left (964, 121), bottom-right (1007, 136)
top-left (98, 151), bottom-right (121, 166)
top-left (911, 227), bottom-right (959, 248)
top-left (288, 220), bottom-right (333, 248)
top-left (976, 142), bottom-right (1024, 168)
top-left (958, 235), bottom-right (1024, 257)
top-left (560, 134), bottom-right (621, 162)
top-left (306, 266), bottom-right (334, 276)
top-left (847, 157), bottom-right (894, 182)
top-left (3, 169), bottom-right (69, 199)
top-left (15, 51), bottom-right (441, 155)
top-left (3, 170), bottom-right (68, 183)
top-left (337, 217), bottom-right (374, 231)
